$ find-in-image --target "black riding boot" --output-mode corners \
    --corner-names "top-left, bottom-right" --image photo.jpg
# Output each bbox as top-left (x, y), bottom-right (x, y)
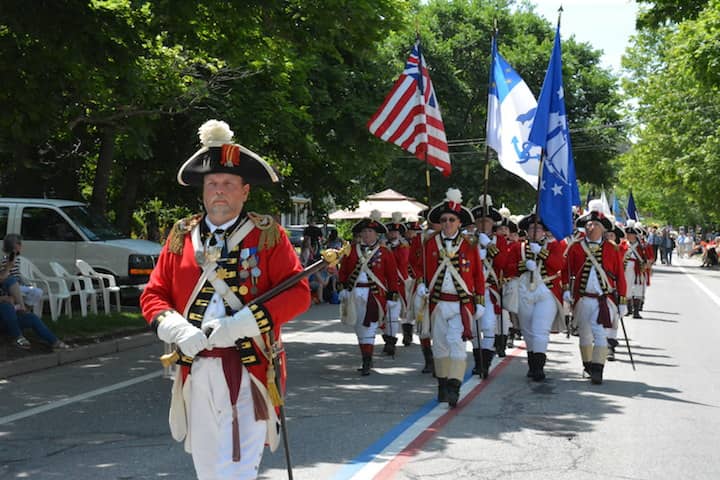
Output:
top-left (495, 334), bottom-right (507, 357)
top-left (607, 338), bottom-right (618, 361)
top-left (532, 353), bottom-right (547, 382)
top-left (506, 329), bottom-right (515, 348)
top-left (402, 324), bottom-right (413, 346)
top-left (471, 348), bottom-right (483, 375)
top-left (590, 363), bottom-right (604, 384)
top-left (583, 361), bottom-right (592, 377)
top-left (446, 378), bottom-right (462, 408)
top-left (437, 377), bottom-right (449, 403)
top-left (625, 300), bottom-right (633, 316)
top-left (480, 348), bottom-right (495, 378)
top-left (633, 298), bottom-right (643, 319)
top-left (421, 345), bottom-right (434, 374)
top-left (526, 351), bottom-right (535, 378)
top-left (360, 355), bottom-right (372, 376)
top-left (385, 336), bottom-right (397, 357)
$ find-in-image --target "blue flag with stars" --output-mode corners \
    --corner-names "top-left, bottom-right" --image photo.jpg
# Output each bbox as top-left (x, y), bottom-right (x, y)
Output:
top-left (627, 190), bottom-right (638, 221)
top-left (528, 24), bottom-right (580, 240)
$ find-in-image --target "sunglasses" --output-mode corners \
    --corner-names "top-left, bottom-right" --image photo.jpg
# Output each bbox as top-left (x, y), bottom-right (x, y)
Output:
top-left (439, 217), bottom-right (458, 223)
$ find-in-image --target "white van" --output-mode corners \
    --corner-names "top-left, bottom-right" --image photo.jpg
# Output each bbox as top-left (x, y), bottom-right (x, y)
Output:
top-left (0, 198), bottom-right (162, 288)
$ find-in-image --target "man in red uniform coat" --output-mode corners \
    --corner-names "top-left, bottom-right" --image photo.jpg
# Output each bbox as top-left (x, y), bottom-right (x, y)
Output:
top-left (141, 120), bottom-right (310, 479)
top-left (415, 189), bottom-right (484, 407)
top-left (384, 212), bottom-right (411, 350)
top-left (564, 201), bottom-right (627, 385)
top-left (338, 211), bottom-right (399, 375)
top-left (502, 213), bottom-right (565, 382)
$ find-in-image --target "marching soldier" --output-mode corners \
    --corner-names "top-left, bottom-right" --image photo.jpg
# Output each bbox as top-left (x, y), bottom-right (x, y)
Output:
top-left (621, 219), bottom-right (649, 319)
top-left (564, 201), bottom-right (627, 385)
top-left (141, 120), bottom-right (311, 479)
top-left (338, 210), bottom-right (400, 376)
top-left (496, 208), bottom-right (521, 349)
top-left (604, 221), bottom-right (626, 361)
top-left (409, 209), bottom-right (436, 374)
top-left (503, 211), bottom-right (564, 382)
top-left (469, 195), bottom-right (507, 377)
top-left (401, 217), bottom-right (423, 346)
top-left (383, 211), bottom-right (411, 354)
top-left (414, 189), bottom-right (484, 407)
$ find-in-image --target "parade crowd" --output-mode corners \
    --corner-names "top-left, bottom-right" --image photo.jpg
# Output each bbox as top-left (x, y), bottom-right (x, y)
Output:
top-left (334, 189), bottom-right (664, 408)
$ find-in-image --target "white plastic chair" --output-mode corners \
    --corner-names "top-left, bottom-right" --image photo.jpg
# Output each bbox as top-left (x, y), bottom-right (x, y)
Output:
top-left (50, 261), bottom-right (99, 317)
top-left (75, 259), bottom-right (121, 314)
top-left (18, 257), bottom-right (72, 321)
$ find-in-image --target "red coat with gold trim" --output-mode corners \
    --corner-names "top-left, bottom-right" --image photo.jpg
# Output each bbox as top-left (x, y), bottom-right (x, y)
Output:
top-left (141, 216), bottom-right (310, 390)
top-left (338, 243), bottom-right (400, 310)
top-left (563, 239), bottom-right (627, 303)
top-left (503, 239), bottom-right (565, 302)
top-left (421, 233), bottom-right (485, 314)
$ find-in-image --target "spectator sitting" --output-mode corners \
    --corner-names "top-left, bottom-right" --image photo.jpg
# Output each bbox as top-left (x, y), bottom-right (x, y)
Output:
top-left (1, 234), bottom-right (43, 312)
top-left (0, 292), bottom-right (70, 350)
top-left (701, 238), bottom-right (719, 268)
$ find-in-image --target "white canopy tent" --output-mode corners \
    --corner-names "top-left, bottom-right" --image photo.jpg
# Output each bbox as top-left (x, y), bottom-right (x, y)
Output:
top-left (328, 189), bottom-right (427, 221)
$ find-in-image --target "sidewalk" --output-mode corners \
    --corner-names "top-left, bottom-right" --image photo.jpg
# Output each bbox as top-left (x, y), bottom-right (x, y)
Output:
top-left (0, 328), bottom-right (157, 379)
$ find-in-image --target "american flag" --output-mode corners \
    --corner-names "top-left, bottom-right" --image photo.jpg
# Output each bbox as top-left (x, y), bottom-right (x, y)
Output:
top-left (367, 40), bottom-right (451, 176)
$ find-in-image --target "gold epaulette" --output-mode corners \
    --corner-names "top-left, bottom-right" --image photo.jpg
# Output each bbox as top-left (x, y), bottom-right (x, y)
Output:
top-left (167, 213), bottom-right (203, 255)
top-left (248, 212), bottom-right (280, 251)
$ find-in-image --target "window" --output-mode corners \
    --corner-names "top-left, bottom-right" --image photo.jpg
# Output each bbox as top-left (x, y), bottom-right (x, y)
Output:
top-left (21, 207), bottom-right (82, 242)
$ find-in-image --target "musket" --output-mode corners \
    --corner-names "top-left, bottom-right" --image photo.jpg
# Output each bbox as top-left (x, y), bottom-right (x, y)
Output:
top-left (566, 274), bottom-right (575, 339)
top-left (616, 298), bottom-right (636, 371)
top-left (159, 241), bottom-right (351, 367)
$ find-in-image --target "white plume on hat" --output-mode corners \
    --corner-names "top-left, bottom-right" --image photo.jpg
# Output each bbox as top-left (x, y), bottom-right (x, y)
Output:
top-left (587, 199), bottom-right (603, 214)
top-left (445, 188), bottom-right (463, 204)
top-left (477, 194), bottom-right (492, 207)
top-left (499, 203), bottom-right (511, 218)
top-left (626, 219), bottom-right (636, 228)
top-left (406, 214), bottom-right (418, 222)
top-left (370, 209), bottom-right (382, 222)
top-left (198, 120), bottom-right (234, 147)
top-left (391, 211), bottom-right (403, 223)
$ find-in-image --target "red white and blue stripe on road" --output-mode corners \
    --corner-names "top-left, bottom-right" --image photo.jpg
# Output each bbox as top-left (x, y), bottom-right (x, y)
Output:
top-left (331, 346), bottom-right (524, 480)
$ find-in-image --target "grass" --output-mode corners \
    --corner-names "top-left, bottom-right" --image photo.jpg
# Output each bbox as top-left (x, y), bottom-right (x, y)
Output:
top-left (44, 311), bottom-right (148, 339)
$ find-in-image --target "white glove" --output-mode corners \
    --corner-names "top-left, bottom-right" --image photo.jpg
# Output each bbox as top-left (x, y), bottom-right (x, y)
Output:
top-left (619, 304), bottom-right (628, 317)
top-left (563, 290), bottom-right (573, 303)
top-left (157, 311), bottom-right (209, 357)
top-left (525, 260), bottom-right (537, 272)
top-left (529, 242), bottom-right (542, 255)
top-left (478, 233), bottom-right (491, 247)
top-left (416, 283), bottom-right (428, 297)
top-left (489, 236), bottom-right (497, 245)
top-left (474, 303), bottom-right (485, 318)
top-left (479, 248), bottom-right (487, 260)
top-left (206, 307), bottom-right (261, 349)
top-left (338, 289), bottom-right (349, 301)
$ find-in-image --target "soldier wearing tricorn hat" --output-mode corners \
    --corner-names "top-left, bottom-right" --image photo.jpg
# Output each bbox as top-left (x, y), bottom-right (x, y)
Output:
top-left (141, 120), bottom-right (310, 479)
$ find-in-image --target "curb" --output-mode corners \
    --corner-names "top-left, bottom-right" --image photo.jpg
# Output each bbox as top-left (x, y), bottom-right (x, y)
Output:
top-left (0, 332), bottom-right (158, 379)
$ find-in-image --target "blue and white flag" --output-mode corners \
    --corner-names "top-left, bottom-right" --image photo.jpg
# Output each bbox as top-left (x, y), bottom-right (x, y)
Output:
top-left (528, 25), bottom-right (580, 240)
top-left (486, 37), bottom-right (541, 189)
top-left (612, 193), bottom-right (624, 224)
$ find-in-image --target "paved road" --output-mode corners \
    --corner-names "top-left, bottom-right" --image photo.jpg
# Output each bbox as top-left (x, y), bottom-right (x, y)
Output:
top-left (1, 257), bottom-right (719, 479)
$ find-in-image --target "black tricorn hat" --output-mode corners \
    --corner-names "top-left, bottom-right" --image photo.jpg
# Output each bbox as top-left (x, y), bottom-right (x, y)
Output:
top-left (177, 120), bottom-right (280, 187)
top-left (623, 220), bottom-right (643, 236)
top-left (518, 213), bottom-right (547, 231)
top-left (385, 212), bottom-right (407, 234)
top-left (471, 194), bottom-right (502, 222)
top-left (611, 223), bottom-right (625, 239)
top-left (428, 188), bottom-right (474, 227)
top-left (575, 200), bottom-right (613, 231)
top-left (496, 216), bottom-right (519, 233)
top-left (352, 210), bottom-right (388, 235)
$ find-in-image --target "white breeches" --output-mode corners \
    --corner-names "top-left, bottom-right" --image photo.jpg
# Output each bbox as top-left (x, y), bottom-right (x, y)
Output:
top-left (352, 287), bottom-right (379, 344)
top-left (471, 289), bottom-right (496, 349)
top-left (625, 264), bottom-right (645, 299)
top-left (385, 299), bottom-right (402, 337)
top-left (431, 301), bottom-right (466, 360)
top-left (496, 310), bottom-right (511, 336)
top-left (574, 297), bottom-right (617, 348)
top-left (189, 358), bottom-right (267, 480)
top-left (517, 281), bottom-right (557, 353)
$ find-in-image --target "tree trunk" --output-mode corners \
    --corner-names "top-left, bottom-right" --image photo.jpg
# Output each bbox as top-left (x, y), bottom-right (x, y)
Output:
top-left (90, 127), bottom-right (116, 216)
top-left (116, 160), bottom-right (140, 236)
